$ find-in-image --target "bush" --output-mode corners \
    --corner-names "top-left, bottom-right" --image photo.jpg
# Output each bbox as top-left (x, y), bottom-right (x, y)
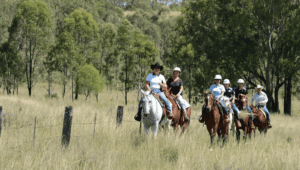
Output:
top-left (45, 93), bottom-right (58, 99)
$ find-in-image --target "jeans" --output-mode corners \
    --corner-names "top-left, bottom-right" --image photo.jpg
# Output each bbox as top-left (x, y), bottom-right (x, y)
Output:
top-left (232, 103), bottom-right (240, 119)
top-left (158, 92), bottom-right (172, 112)
top-left (248, 105), bottom-right (270, 122)
top-left (177, 95), bottom-right (187, 113)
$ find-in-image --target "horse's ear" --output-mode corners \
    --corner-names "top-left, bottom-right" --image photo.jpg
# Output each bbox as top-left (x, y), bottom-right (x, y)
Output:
top-left (204, 92), bottom-right (207, 95)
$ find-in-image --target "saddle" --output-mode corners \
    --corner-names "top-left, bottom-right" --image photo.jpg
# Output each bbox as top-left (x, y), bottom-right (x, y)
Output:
top-left (171, 96), bottom-right (181, 109)
top-left (258, 107), bottom-right (267, 118)
top-left (152, 93), bottom-right (164, 107)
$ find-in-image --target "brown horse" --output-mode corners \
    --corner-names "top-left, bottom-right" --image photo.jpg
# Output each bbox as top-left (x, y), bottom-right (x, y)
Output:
top-left (202, 92), bottom-right (229, 145)
top-left (234, 94), bottom-right (252, 142)
top-left (251, 106), bottom-right (268, 136)
top-left (162, 86), bottom-right (191, 133)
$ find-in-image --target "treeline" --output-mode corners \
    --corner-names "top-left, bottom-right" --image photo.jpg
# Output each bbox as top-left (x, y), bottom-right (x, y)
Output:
top-left (1, 0), bottom-right (300, 115)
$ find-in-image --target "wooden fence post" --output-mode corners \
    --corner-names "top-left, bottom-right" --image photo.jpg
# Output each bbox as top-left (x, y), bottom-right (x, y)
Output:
top-left (93, 112), bottom-right (97, 138)
top-left (116, 106), bottom-right (124, 126)
top-left (62, 106), bottom-right (73, 148)
top-left (0, 106), bottom-right (2, 137)
top-left (33, 116), bottom-right (37, 148)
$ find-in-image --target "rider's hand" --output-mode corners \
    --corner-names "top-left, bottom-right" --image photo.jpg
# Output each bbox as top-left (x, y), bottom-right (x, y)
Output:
top-left (258, 102), bottom-right (262, 105)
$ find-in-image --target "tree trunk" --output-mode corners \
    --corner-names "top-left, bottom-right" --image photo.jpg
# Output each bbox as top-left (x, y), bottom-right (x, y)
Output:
top-left (284, 77), bottom-right (292, 115)
top-left (125, 54), bottom-right (128, 105)
top-left (274, 86), bottom-right (280, 113)
top-left (48, 71), bottom-right (51, 99)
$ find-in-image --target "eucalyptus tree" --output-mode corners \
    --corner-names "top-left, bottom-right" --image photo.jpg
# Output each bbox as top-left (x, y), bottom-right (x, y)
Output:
top-left (178, 0), bottom-right (300, 112)
top-left (8, 0), bottom-right (52, 96)
top-left (58, 8), bottom-right (98, 100)
top-left (116, 20), bottom-right (136, 105)
top-left (76, 64), bottom-right (105, 101)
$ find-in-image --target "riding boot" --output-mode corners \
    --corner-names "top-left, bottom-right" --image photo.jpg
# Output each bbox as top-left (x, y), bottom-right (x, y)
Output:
top-left (134, 99), bottom-right (143, 122)
top-left (183, 111), bottom-right (189, 120)
top-left (134, 107), bottom-right (142, 122)
top-left (267, 118), bottom-right (272, 129)
top-left (166, 110), bottom-right (173, 119)
top-left (199, 105), bottom-right (206, 123)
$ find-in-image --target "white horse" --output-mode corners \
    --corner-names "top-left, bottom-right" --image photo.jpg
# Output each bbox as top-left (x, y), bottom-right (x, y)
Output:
top-left (221, 96), bottom-right (233, 135)
top-left (140, 90), bottom-right (170, 136)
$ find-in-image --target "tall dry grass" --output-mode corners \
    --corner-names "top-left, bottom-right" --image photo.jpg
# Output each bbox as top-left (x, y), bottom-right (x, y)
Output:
top-left (0, 83), bottom-right (299, 169)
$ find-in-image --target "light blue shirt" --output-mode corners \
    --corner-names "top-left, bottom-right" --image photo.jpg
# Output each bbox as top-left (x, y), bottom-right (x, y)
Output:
top-left (250, 91), bottom-right (268, 106)
top-left (146, 73), bottom-right (166, 93)
top-left (209, 84), bottom-right (225, 98)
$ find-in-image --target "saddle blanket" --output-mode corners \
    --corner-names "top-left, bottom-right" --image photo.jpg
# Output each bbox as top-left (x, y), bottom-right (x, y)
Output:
top-left (259, 108), bottom-right (267, 118)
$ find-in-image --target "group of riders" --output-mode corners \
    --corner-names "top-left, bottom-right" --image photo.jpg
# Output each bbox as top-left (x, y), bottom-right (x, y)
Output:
top-left (134, 63), bottom-right (272, 129)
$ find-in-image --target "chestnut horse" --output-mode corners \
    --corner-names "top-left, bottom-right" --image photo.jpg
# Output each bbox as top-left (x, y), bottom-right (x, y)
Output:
top-left (234, 94), bottom-right (252, 142)
top-left (251, 106), bottom-right (268, 136)
top-left (202, 92), bottom-right (230, 146)
top-left (162, 87), bottom-right (191, 133)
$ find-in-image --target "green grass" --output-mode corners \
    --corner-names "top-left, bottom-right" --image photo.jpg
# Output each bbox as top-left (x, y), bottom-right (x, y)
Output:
top-left (0, 83), bottom-right (299, 169)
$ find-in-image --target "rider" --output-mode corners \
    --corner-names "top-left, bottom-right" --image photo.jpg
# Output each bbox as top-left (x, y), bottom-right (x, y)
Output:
top-left (223, 79), bottom-right (242, 128)
top-left (199, 74), bottom-right (228, 123)
top-left (134, 63), bottom-right (172, 121)
top-left (167, 67), bottom-right (190, 121)
top-left (234, 79), bottom-right (254, 128)
top-left (248, 85), bottom-right (272, 128)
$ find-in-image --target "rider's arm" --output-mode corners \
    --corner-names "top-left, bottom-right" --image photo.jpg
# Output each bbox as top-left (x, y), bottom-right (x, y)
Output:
top-left (261, 92), bottom-right (268, 105)
top-left (177, 86), bottom-right (183, 97)
top-left (250, 95), bottom-right (255, 106)
top-left (146, 81), bottom-right (151, 92)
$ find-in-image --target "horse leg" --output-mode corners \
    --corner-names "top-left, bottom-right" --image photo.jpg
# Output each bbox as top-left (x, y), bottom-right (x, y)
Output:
top-left (143, 124), bottom-right (149, 136)
top-left (181, 122), bottom-right (188, 134)
top-left (151, 122), bottom-right (159, 137)
top-left (243, 128), bottom-right (247, 141)
top-left (236, 130), bottom-right (240, 143)
top-left (174, 124), bottom-right (179, 133)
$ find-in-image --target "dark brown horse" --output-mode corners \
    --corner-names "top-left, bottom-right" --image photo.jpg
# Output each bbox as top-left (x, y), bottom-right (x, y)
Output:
top-left (234, 94), bottom-right (252, 142)
top-left (202, 92), bottom-right (229, 145)
top-left (251, 106), bottom-right (268, 136)
top-left (162, 87), bottom-right (191, 133)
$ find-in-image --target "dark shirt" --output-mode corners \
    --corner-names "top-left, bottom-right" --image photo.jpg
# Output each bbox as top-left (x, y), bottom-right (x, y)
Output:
top-left (224, 87), bottom-right (235, 98)
top-left (234, 87), bottom-right (248, 98)
top-left (167, 77), bottom-right (183, 95)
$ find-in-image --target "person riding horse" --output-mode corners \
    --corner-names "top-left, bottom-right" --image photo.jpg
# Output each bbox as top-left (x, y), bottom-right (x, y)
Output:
top-left (234, 79), bottom-right (254, 129)
top-left (134, 63), bottom-right (173, 121)
top-left (199, 74), bottom-right (228, 123)
top-left (223, 79), bottom-right (241, 128)
top-left (248, 85), bottom-right (272, 128)
top-left (166, 67), bottom-right (190, 121)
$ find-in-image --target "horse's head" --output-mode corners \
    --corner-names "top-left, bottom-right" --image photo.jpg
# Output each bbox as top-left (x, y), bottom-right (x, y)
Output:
top-left (237, 94), bottom-right (248, 110)
top-left (204, 92), bottom-right (214, 112)
top-left (141, 90), bottom-right (152, 115)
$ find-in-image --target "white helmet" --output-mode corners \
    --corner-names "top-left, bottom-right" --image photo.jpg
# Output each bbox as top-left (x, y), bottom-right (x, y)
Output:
top-left (237, 79), bottom-right (244, 84)
top-left (214, 74), bottom-right (222, 80)
top-left (223, 79), bottom-right (230, 84)
top-left (173, 67), bottom-right (181, 72)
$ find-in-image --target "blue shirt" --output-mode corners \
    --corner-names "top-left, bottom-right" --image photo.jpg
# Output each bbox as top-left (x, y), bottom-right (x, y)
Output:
top-left (209, 84), bottom-right (225, 98)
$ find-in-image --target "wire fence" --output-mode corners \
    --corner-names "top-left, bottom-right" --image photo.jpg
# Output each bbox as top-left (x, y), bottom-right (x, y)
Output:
top-left (0, 105), bottom-right (141, 148)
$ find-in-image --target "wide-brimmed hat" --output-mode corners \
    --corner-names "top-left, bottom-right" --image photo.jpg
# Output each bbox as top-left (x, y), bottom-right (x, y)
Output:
top-left (256, 85), bottom-right (263, 89)
top-left (151, 63), bottom-right (163, 71)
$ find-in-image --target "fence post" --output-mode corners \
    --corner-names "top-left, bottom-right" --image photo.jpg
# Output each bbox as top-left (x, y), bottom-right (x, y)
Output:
top-left (93, 112), bottom-right (97, 138)
top-left (62, 106), bottom-right (73, 148)
top-left (0, 106), bottom-right (2, 137)
top-left (116, 106), bottom-right (124, 127)
top-left (33, 116), bottom-right (37, 148)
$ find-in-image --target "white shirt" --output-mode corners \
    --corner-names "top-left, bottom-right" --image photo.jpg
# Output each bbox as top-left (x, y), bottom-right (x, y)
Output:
top-left (209, 84), bottom-right (225, 98)
top-left (146, 73), bottom-right (166, 93)
top-left (250, 91), bottom-right (268, 106)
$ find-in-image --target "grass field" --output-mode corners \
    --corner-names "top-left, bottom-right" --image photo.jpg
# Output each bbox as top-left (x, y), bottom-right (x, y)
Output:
top-left (0, 83), bottom-right (299, 169)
